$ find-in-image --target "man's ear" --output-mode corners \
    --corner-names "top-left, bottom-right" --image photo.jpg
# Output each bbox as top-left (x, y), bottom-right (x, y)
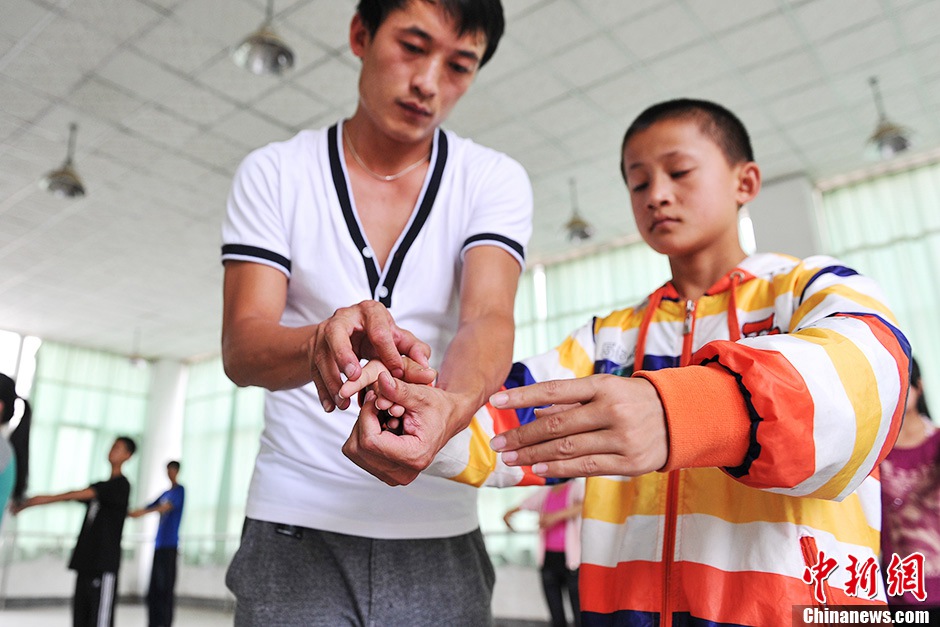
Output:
top-left (736, 162), bottom-right (761, 206)
top-left (349, 13), bottom-right (370, 59)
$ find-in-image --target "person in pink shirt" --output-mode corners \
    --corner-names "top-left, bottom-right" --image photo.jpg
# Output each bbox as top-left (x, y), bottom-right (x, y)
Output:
top-left (504, 479), bottom-right (584, 627)
top-left (880, 357), bottom-right (940, 608)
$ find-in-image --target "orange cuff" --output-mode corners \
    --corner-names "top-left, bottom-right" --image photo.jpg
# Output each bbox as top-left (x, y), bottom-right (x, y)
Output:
top-left (634, 365), bottom-right (751, 472)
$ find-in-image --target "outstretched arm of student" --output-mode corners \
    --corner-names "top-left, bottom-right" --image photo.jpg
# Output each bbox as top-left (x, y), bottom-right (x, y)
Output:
top-left (128, 501), bottom-right (173, 518)
top-left (343, 246), bottom-right (521, 485)
top-left (488, 375), bottom-right (670, 478)
top-left (221, 261), bottom-right (434, 411)
top-left (11, 487), bottom-right (97, 515)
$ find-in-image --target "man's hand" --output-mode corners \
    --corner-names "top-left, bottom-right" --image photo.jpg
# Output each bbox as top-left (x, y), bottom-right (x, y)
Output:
top-left (308, 301), bottom-right (432, 412)
top-left (487, 375), bottom-right (669, 478)
top-left (342, 372), bottom-right (466, 486)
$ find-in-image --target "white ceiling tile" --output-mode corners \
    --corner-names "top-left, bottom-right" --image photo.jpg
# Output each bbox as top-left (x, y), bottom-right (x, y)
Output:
top-left (766, 81), bottom-right (844, 125)
top-left (96, 49), bottom-right (188, 102)
top-left (0, 0), bottom-right (51, 40)
top-left (177, 129), bottom-right (248, 172)
top-left (816, 20), bottom-right (900, 75)
top-left (281, 0), bottom-right (358, 52)
top-left (511, 1), bottom-right (597, 56)
top-left (792, 0), bottom-right (884, 43)
top-left (252, 83), bottom-right (334, 129)
top-left (475, 36), bottom-right (535, 87)
top-left (742, 51), bottom-right (824, 99)
top-left (157, 81), bottom-right (241, 127)
top-left (612, 4), bottom-right (704, 61)
top-left (123, 105), bottom-right (201, 149)
top-left (212, 108), bottom-right (294, 149)
top-left (484, 65), bottom-right (571, 115)
top-left (0, 46), bottom-right (86, 99)
top-left (717, 13), bottom-right (803, 68)
top-left (0, 76), bottom-right (55, 121)
top-left (69, 77), bottom-right (147, 125)
top-left (291, 56), bottom-right (360, 108)
top-left (548, 35), bottom-right (633, 90)
top-left (132, 16), bottom-right (229, 75)
top-left (683, 0), bottom-right (779, 34)
top-left (896, 0), bottom-right (940, 47)
top-left (578, 0), bottom-right (663, 26)
top-left (171, 0), bottom-right (267, 49)
top-left (531, 95), bottom-right (601, 139)
top-left (584, 70), bottom-right (654, 118)
top-left (643, 41), bottom-right (728, 94)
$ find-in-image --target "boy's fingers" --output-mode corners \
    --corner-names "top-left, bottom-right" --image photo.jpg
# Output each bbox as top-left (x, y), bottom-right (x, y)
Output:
top-left (339, 360), bottom-right (388, 399)
top-left (489, 378), bottom-right (594, 410)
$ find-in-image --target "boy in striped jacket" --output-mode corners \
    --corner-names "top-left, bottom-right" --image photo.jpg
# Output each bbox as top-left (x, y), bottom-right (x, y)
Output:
top-left (345, 99), bottom-right (912, 626)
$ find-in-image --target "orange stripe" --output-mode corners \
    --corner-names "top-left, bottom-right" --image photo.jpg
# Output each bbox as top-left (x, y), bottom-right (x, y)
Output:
top-left (581, 560), bottom-right (885, 624)
top-left (849, 314), bottom-right (908, 465)
top-left (694, 343), bottom-right (816, 488)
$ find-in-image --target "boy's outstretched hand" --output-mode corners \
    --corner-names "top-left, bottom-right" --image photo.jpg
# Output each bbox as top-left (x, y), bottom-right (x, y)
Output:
top-left (488, 375), bottom-right (669, 478)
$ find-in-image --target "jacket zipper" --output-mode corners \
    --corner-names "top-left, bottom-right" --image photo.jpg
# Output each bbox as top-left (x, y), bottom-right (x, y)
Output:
top-left (662, 298), bottom-right (697, 626)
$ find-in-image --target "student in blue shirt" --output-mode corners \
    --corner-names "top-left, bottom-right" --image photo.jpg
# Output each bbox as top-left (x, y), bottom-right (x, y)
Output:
top-left (130, 460), bottom-right (185, 627)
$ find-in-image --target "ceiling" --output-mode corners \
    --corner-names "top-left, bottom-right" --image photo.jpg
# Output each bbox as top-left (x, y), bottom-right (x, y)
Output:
top-left (1, 0), bottom-right (938, 362)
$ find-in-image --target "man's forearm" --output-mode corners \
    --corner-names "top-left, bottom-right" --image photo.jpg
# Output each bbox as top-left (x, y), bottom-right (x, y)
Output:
top-left (222, 318), bottom-right (317, 391)
top-left (435, 312), bottom-right (515, 433)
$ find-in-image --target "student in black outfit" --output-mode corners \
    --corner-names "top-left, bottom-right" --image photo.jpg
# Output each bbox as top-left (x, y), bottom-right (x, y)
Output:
top-left (14, 436), bottom-right (136, 627)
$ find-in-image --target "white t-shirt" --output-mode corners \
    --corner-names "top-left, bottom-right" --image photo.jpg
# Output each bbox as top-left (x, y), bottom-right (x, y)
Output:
top-left (222, 121), bottom-right (533, 539)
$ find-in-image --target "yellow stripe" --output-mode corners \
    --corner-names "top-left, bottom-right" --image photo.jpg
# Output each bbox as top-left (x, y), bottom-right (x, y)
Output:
top-left (555, 334), bottom-right (595, 378)
top-left (583, 474), bottom-right (667, 523)
top-left (681, 468), bottom-right (879, 549)
top-left (791, 283), bottom-right (897, 329)
top-left (791, 327), bottom-right (882, 500)
top-left (451, 419), bottom-right (497, 487)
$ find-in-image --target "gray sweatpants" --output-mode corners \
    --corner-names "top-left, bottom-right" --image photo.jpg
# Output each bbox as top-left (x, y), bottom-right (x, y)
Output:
top-left (226, 518), bottom-right (496, 627)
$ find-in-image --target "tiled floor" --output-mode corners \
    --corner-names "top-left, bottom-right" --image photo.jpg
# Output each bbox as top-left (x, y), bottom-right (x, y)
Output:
top-left (0, 603), bottom-right (233, 626)
top-left (0, 603), bottom-right (551, 626)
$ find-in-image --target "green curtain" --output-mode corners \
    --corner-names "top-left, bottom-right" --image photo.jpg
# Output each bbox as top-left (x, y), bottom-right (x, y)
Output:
top-left (818, 159), bottom-right (940, 410)
top-left (180, 358), bottom-right (263, 565)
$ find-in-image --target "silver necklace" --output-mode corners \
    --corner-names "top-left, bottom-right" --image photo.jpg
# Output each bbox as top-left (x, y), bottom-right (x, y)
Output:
top-left (344, 130), bottom-right (431, 182)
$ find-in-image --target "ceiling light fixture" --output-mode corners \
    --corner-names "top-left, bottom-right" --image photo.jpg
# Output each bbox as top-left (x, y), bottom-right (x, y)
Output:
top-left (232, 0), bottom-right (294, 76)
top-left (564, 177), bottom-right (593, 242)
top-left (866, 76), bottom-right (911, 160)
top-left (40, 122), bottom-right (85, 198)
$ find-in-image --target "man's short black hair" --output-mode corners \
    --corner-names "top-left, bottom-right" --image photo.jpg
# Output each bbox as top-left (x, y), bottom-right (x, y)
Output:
top-left (116, 436), bottom-right (137, 456)
top-left (356, 0), bottom-right (505, 67)
top-left (621, 99), bottom-right (755, 179)
top-left (167, 460), bottom-right (181, 471)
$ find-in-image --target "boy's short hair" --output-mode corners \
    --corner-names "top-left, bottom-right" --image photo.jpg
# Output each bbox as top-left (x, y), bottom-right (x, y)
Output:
top-left (621, 98), bottom-right (755, 178)
top-left (168, 460), bottom-right (181, 471)
top-left (116, 436), bottom-right (137, 456)
top-left (356, 0), bottom-right (505, 67)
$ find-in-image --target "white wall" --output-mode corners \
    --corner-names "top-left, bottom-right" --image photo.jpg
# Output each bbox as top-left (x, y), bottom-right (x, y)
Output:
top-left (749, 174), bottom-right (821, 257)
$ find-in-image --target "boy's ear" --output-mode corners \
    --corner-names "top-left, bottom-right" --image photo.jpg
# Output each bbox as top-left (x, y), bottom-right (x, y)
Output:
top-left (349, 14), bottom-right (370, 59)
top-left (735, 162), bottom-right (761, 206)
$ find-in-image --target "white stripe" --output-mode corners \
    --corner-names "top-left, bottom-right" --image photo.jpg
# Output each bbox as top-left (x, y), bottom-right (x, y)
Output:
top-left (581, 515), bottom-right (662, 568)
top-left (97, 572), bottom-right (115, 627)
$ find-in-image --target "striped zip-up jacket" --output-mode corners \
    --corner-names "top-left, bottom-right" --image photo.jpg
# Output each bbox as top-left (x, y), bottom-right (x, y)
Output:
top-left (429, 252), bottom-right (911, 626)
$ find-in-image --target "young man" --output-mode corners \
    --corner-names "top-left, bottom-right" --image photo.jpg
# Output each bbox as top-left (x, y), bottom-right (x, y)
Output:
top-left (14, 436), bottom-right (137, 627)
top-left (354, 100), bottom-right (912, 625)
top-left (220, 0), bottom-right (530, 624)
top-left (129, 460), bottom-right (185, 627)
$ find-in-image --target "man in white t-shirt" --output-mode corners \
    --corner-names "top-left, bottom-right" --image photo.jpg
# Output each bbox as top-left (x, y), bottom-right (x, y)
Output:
top-left (220, 1), bottom-right (531, 624)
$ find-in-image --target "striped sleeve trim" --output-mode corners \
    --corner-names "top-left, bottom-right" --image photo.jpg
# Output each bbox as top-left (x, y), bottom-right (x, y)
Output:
top-left (221, 244), bottom-right (291, 273)
top-left (462, 233), bottom-right (525, 266)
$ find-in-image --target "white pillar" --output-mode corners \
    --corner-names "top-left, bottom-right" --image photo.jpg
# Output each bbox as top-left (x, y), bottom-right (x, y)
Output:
top-left (749, 174), bottom-right (822, 257)
top-left (127, 360), bottom-right (188, 597)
